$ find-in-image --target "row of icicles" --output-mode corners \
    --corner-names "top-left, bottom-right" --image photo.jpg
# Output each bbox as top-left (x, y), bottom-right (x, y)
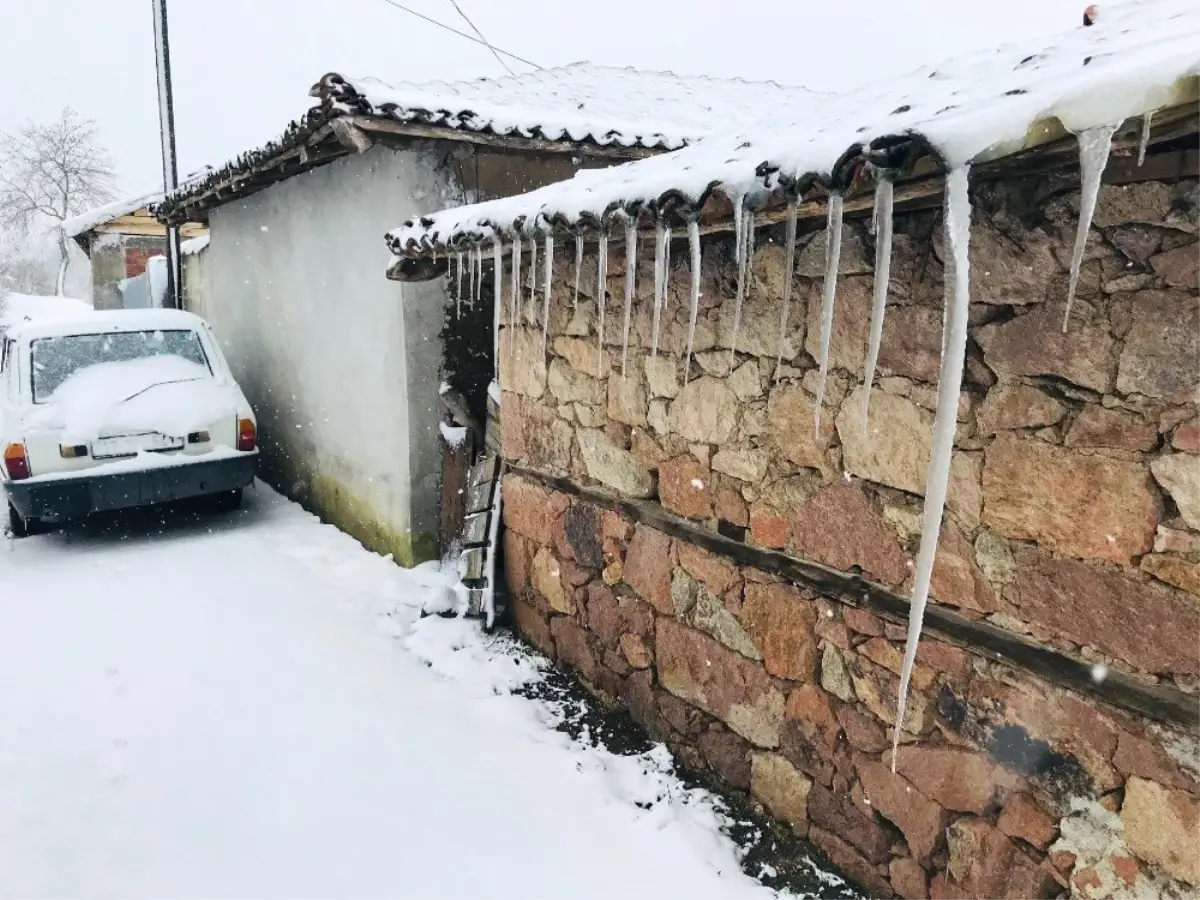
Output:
top-left (444, 120), bottom-right (1132, 770)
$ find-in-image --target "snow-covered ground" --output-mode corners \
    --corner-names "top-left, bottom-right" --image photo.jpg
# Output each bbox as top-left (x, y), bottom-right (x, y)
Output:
top-left (0, 485), bottom-right (840, 899)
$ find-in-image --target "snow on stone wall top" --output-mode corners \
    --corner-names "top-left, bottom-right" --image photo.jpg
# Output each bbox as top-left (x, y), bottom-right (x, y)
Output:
top-left (314, 63), bottom-right (819, 151)
top-left (386, 0), bottom-right (1199, 255)
top-left (61, 191), bottom-right (165, 239)
top-left (180, 234), bottom-right (210, 256)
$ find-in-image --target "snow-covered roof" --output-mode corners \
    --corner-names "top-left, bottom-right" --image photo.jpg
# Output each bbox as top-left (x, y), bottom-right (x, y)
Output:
top-left (315, 63), bottom-right (818, 152)
top-left (386, 0), bottom-right (1200, 256)
top-left (61, 191), bottom-right (164, 239)
top-left (155, 65), bottom-right (816, 225)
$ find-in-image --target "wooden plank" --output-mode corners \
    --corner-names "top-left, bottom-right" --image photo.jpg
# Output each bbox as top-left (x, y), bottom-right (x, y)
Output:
top-left (350, 115), bottom-right (657, 161)
top-left (465, 480), bottom-right (493, 515)
top-left (468, 454), bottom-right (499, 488)
top-left (509, 463), bottom-right (1199, 732)
top-left (438, 425), bottom-right (474, 553)
top-left (460, 546), bottom-right (486, 581)
top-left (462, 511), bottom-right (490, 546)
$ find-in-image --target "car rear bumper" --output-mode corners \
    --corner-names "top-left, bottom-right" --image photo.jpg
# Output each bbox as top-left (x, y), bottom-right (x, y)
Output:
top-left (5, 453), bottom-right (257, 520)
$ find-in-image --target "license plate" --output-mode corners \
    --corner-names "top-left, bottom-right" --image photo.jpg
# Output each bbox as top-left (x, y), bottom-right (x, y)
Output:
top-left (92, 432), bottom-right (184, 459)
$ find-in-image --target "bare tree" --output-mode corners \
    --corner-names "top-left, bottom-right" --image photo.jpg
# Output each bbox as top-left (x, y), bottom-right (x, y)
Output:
top-left (0, 250), bottom-right (55, 297)
top-left (0, 108), bottom-right (116, 295)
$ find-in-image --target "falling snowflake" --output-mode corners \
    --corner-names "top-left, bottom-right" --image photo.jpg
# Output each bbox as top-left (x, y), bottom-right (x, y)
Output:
top-left (1091, 663), bottom-right (1109, 683)
top-left (691, 478), bottom-right (705, 490)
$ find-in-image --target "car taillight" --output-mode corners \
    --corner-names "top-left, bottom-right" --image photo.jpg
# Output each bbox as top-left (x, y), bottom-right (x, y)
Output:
top-left (4, 443), bottom-right (30, 480)
top-left (237, 418), bottom-right (257, 451)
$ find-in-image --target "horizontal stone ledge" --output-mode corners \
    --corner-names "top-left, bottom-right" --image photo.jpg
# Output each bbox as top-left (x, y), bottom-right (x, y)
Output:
top-left (508, 463), bottom-right (1199, 733)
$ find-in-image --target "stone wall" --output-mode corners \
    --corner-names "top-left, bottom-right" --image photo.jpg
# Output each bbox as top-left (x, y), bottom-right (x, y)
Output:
top-left (496, 165), bottom-right (1199, 899)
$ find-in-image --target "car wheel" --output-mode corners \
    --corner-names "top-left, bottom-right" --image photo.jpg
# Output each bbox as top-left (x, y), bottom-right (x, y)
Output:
top-left (7, 501), bottom-right (36, 538)
top-left (208, 489), bottom-right (243, 514)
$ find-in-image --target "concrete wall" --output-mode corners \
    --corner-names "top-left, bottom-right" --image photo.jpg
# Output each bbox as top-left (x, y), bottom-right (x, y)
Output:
top-left (193, 145), bottom-right (459, 566)
top-left (496, 162), bottom-right (1200, 899)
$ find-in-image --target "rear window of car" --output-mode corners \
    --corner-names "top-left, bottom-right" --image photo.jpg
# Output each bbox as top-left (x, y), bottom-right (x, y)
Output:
top-left (30, 329), bottom-right (211, 402)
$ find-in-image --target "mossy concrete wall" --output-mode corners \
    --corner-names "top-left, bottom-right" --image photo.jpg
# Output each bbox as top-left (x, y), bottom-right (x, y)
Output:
top-left (191, 146), bottom-right (456, 566)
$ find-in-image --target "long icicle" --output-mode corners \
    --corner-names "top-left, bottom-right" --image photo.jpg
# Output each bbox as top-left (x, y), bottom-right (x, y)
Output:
top-left (528, 237), bottom-right (538, 308)
top-left (1138, 111), bottom-right (1153, 167)
top-left (728, 195), bottom-right (748, 368)
top-left (773, 199), bottom-right (799, 381)
top-left (1063, 124), bottom-right (1117, 333)
top-left (596, 234), bottom-right (608, 378)
top-left (474, 245), bottom-right (483, 308)
top-left (492, 237), bottom-right (502, 377)
top-left (621, 217), bottom-right (637, 377)
top-left (509, 238), bottom-right (522, 363)
top-left (573, 234), bottom-right (583, 309)
top-left (651, 221), bottom-right (667, 357)
top-left (465, 248), bottom-right (475, 314)
top-left (892, 165), bottom-right (973, 770)
top-left (455, 250), bottom-right (464, 318)
top-left (861, 179), bottom-right (895, 430)
top-left (684, 221), bottom-right (701, 383)
top-left (732, 210), bottom-right (756, 368)
top-left (813, 193), bottom-right (845, 430)
top-left (541, 234), bottom-right (553, 353)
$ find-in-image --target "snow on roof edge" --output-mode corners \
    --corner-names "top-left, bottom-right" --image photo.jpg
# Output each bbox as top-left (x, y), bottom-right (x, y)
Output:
top-left (61, 191), bottom-right (165, 239)
top-left (157, 63), bottom-right (819, 221)
top-left (385, 0), bottom-right (1200, 256)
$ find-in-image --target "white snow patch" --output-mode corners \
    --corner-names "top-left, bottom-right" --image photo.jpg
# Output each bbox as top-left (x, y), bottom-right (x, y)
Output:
top-left (439, 421), bottom-right (469, 448)
top-left (0, 486), bottom-right (791, 897)
top-left (31, 355), bottom-right (231, 444)
top-left (180, 234), bottom-right (210, 256)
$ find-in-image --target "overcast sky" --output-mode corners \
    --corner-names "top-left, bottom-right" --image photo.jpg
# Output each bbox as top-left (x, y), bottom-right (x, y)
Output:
top-left (3, 0), bottom-right (1095, 197)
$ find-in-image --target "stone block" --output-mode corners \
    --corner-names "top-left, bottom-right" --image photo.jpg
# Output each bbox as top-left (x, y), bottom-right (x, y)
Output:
top-left (1065, 405), bottom-right (1160, 452)
top-left (656, 617), bottom-right (785, 747)
top-left (1121, 776), bottom-right (1200, 886)
top-left (623, 525), bottom-right (673, 615)
top-left (667, 376), bottom-right (739, 444)
top-left (976, 382), bottom-right (1066, 435)
top-left (837, 388), bottom-right (932, 495)
top-left (1151, 453), bottom-right (1200, 530)
top-left (1116, 291), bottom-right (1200, 401)
top-left (576, 428), bottom-right (655, 497)
top-left (741, 582), bottom-right (818, 681)
top-left (792, 483), bottom-right (909, 585)
top-left (976, 303), bottom-right (1118, 393)
top-left (750, 752), bottom-right (812, 833)
top-left (982, 434), bottom-right (1157, 565)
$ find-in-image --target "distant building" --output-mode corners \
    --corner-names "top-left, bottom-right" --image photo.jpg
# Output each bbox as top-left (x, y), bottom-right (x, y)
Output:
top-left (62, 193), bottom-right (205, 310)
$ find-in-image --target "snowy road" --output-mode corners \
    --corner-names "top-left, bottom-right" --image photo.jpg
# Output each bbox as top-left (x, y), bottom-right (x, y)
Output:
top-left (0, 484), bottom-right (791, 899)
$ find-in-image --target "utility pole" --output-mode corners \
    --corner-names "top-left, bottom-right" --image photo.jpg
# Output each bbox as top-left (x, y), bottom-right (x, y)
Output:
top-left (151, 0), bottom-right (181, 309)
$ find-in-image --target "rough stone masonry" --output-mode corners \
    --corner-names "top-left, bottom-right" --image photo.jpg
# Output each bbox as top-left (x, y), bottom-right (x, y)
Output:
top-left (496, 162), bottom-right (1200, 899)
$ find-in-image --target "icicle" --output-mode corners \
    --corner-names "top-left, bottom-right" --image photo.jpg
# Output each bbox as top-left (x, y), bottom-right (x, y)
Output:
top-left (861, 179), bottom-right (895, 430)
top-left (1063, 124), bottom-right (1117, 333)
top-left (684, 221), bottom-right (701, 383)
top-left (465, 249), bottom-right (475, 315)
top-left (1138, 112), bottom-right (1153, 167)
top-left (730, 209), bottom-right (756, 367)
top-left (573, 234), bottom-right (583, 309)
top-left (509, 238), bottom-right (522, 360)
top-left (541, 234), bottom-right (553, 353)
top-left (891, 166), bottom-right (972, 771)
top-left (664, 226), bottom-right (672, 299)
top-left (596, 234), bottom-right (608, 378)
top-left (492, 237), bottom-right (502, 376)
top-left (474, 245), bottom-right (484, 308)
top-left (727, 195), bottom-right (748, 367)
top-left (621, 217), bottom-right (637, 377)
top-left (528, 237), bottom-right (538, 307)
top-left (773, 199), bottom-right (799, 382)
top-left (651, 222), bottom-right (667, 357)
top-left (813, 193), bottom-right (845, 431)
top-left (455, 250), bottom-right (464, 318)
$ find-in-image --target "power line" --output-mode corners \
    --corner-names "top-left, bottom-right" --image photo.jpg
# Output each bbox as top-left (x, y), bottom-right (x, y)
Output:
top-left (447, 1), bottom-right (514, 76)
top-left (379, 0), bottom-right (542, 70)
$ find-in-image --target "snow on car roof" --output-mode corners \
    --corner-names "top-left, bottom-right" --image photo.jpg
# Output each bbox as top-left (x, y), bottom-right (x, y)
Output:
top-left (386, 0), bottom-right (1200, 255)
top-left (7, 308), bottom-right (208, 343)
top-left (315, 63), bottom-right (820, 152)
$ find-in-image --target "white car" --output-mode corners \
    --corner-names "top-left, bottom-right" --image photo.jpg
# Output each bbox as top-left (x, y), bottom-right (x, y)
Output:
top-left (0, 308), bottom-right (257, 536)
